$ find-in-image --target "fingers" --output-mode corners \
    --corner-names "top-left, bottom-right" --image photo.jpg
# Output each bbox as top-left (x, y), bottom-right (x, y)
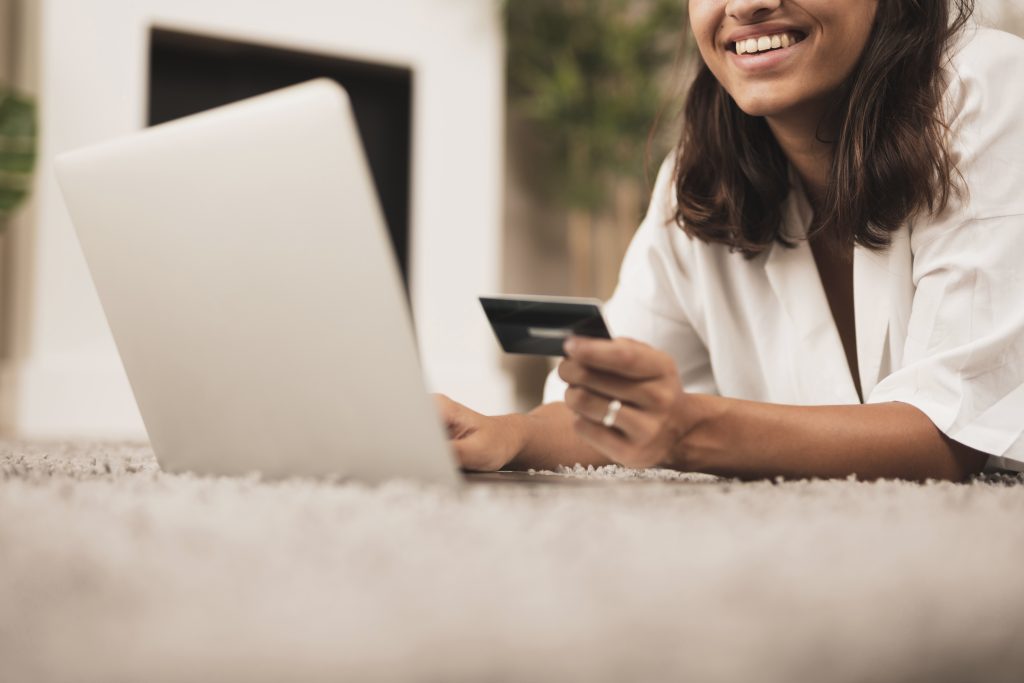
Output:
top-left (448, 433), bottom-right (494, 472)
top-left (448, 435), bottom-right (479, 467)
top-left (560, 339), bottom-right (685, 470)
top-left (570, 414), bottom-right (633, 462)
top-left (431, 394), bottom-right (512, 472)
top-left (432, 393), bottom-right (459, 427)
top-left (432, 393), bottom-right (480, 422)
top-left (563, 336), bottom-right (670, 380)
top-left (558, 359), bottom-right (669, 410)
top-left (564, 386), bottom-right (656, 442)
top-left (432, 393), bottom-right (475, 441)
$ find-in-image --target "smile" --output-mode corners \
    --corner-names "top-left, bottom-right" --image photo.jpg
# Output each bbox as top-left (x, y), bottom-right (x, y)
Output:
top-left (729, 31), bottom-right (807, 56)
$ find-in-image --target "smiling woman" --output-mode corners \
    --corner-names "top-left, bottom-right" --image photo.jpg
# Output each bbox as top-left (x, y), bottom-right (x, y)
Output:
top-left (436, 0), bottom-right (1024, 482)
top-left (679, 0), bottom-right (970, 255)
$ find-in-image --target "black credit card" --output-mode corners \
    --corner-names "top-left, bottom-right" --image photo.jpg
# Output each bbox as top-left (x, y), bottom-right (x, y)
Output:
top-left (479, 295), bottom-right (612, 356)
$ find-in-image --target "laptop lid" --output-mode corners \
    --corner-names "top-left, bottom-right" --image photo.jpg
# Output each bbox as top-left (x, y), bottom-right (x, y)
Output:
top-left (54, 79), bottom-right (460, 486)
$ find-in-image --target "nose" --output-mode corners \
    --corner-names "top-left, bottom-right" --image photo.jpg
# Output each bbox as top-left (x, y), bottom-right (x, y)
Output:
top-left (725, 0), bottom-right (782, 22)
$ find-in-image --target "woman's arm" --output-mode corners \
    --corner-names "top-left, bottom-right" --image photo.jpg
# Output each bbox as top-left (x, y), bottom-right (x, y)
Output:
top-left (437, 337), bottom-right (988, 481)
top-left (556, 336), bottom-right (990, 482)
top-left (499, 396), bottom-right (987, 481)
top-left (664, 396), bottom-right (987, 482)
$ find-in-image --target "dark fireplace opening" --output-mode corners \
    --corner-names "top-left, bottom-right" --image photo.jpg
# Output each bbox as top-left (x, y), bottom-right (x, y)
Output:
top-left (147, 27), bottom-right (413, 287)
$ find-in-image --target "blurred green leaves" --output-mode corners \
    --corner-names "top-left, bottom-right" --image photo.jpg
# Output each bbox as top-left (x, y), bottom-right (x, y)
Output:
top-left (505, 0), bottom-right (689, 211)
top-left (0, 88), bottom-right (37, 226)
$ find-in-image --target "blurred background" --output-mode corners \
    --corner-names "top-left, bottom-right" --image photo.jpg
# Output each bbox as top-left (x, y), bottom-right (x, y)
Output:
top-left (0, 0), bottom-right (1022, 438)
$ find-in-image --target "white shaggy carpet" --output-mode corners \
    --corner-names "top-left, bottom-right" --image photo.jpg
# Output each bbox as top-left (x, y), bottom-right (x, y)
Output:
top-left (2, 441), bottom-right (1023, 683)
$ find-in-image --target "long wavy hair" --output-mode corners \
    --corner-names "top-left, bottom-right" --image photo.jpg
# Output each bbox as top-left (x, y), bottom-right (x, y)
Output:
top-left (673, 0), bottom-right (975, 257)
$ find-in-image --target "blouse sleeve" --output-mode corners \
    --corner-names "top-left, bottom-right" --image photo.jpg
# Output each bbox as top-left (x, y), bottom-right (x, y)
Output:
top-left (866, 28), bottom-right (1024, 467)
top-left (543, 159), bottom-right (717, 404)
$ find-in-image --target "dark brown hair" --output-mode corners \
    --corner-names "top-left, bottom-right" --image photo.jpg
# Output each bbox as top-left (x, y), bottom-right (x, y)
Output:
top-left (673, 0), bottom-right (975, 257)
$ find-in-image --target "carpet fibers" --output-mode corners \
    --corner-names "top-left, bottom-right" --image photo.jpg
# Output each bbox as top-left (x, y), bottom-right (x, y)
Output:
top-left (2, 441), bottom-right (1023, 682)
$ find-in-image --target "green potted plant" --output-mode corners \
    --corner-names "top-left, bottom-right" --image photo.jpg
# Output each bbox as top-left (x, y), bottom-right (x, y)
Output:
top-left (0, 86), bottom-right (36, 364)
top-left (0, 87), bottom-right (36, 228)
top-left (505, 0), bottom-right (690, 297)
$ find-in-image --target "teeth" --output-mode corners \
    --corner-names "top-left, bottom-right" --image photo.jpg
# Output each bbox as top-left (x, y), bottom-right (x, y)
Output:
top-left (733, 32), bottom-right (800, 55)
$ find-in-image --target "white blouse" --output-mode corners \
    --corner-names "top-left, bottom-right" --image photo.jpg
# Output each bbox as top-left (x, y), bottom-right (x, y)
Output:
top-left (543, 27), bottom-right (1024, 472)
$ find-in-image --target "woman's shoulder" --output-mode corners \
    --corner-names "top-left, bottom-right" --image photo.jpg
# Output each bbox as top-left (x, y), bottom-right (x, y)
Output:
top-left (912, 26), bottom-right (1024, 246)
top-left (945, 26), bottom-right (1024, 103)
top-left (628, 157), bottom-right (700, 279)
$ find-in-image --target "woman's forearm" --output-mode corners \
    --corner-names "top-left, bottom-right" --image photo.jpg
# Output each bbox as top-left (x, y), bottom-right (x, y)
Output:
top-left (672, 395), bottom-right (988, 482)
top-left (505, 401), bottom-right (614, 471)
top-left (502, 394), bottom-right (987, 481)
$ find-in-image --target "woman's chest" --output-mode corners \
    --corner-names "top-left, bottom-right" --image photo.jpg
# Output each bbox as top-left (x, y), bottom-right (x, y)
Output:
top-left (686, 231), bottom-right (915, 405)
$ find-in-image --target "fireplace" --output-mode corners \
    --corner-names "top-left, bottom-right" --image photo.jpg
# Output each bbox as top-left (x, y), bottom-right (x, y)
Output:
top-left (148, 27), bottom-right (413, 285)
top-left (6, 0), bottom-right (509, 439)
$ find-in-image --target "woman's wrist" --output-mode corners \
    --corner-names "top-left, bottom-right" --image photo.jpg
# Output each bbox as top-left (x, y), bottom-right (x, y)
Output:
top-left (500, 412), bottom-right (536, 467)
top-left (504, 401), bottom-right (614, 471)
top-left (667, 392), bottom-right (729, 472)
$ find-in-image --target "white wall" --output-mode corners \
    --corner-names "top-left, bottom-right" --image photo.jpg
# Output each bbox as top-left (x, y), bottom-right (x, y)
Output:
top-left (1, 0), bottom-right (510, 439)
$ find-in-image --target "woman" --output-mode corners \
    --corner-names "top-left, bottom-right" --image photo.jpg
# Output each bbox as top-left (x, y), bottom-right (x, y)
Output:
top-left (436, 0), bottom-right (1024, 481)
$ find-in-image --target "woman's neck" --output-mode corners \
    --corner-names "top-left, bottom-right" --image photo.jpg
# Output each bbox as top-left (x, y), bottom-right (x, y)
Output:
top-left (766, 104), bottom-right (837, 213)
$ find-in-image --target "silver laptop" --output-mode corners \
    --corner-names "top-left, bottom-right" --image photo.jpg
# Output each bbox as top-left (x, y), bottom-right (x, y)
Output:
top-left (55, 79), bottom-right (468, 486)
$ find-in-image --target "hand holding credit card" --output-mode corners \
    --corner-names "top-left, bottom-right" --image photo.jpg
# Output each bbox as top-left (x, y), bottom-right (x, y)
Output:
top-left (479, 294), bottom-right (612, 356)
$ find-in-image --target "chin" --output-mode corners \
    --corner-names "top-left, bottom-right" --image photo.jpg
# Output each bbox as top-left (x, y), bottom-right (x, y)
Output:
top-left (731, 93), bottom-right (794, 118)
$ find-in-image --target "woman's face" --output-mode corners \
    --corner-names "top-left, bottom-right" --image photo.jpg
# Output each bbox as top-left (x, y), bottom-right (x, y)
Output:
top-left (688, 0), bottom-right (879, 120)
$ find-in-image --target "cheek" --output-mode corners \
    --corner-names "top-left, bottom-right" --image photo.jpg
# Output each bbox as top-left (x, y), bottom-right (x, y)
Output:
top-left (816, 5), bottom-right (879, 82)
top-left (817, 26), bottom-right (873, 88)
top-left (687, 0), bottom-right (721, 58)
